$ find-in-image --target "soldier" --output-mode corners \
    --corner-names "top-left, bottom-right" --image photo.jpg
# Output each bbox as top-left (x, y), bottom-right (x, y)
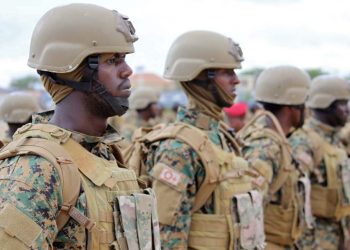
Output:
top-left (0, 4), bottom-right (160, 250)
top-left (121, 86), bottom-right (160, 141)
top-left (238, 65), bottom-right (312, 249)
top-left (289, 75), bottom-right (350, 249)
top-left (127, 30), bottom-right (266, 249)
top-left (0, 92), bottom-right (40, 144)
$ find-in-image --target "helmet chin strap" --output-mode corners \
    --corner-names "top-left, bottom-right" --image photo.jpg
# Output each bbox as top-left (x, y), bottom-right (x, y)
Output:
top-left (90, 78), bottom-right (129, 116)
top-left (38, 55), bottom-right (129, 116)
top-left (192, 70), bottom-right (232, 108)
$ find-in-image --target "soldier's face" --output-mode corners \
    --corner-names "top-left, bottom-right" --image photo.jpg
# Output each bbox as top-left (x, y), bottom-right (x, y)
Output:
top-left (97, 53), bottom-right (133, 98)
top-left (214, 69), bottom-right (240, 98)
top-left (149, 103), bottom-right (161, 118)
top-left (332, 100), bottom-right (349, 127)
top-left (292, 105), bottom-right (305, 129)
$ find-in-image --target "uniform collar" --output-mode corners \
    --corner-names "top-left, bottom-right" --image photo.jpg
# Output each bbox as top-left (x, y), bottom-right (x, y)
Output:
top-left (176, 106), bottom-right (220, 131)
top-left (307, 117), bottom-right (339, 134)
top-left (31, 110), bottom-right (121, 159)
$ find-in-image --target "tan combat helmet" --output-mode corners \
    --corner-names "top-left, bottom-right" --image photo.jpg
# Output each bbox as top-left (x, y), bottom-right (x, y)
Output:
top-left (255, 65), bottom-right (311, 105)
top-left (27, 3), bottom-right (138, 73)
top-left (163, 30), bottom-right (244, 81)
top-left (0, 92), bottom-right (40, 123)
top-left (129, 87), bottom-right (159, 110)
top-left (306, 75), bottom-right (350, 109)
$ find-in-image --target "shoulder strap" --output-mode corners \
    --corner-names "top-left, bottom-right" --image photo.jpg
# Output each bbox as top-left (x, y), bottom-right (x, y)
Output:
top-left (304, 127), bottom-right (346, 188)
top-left (143, 122), bottom-right (221, 212)
top-left (238, 110), bottom-right (293, 195)
top-left (122, 125), bottom-right (166, 177)
top-left (0, 136), bottom-right (81, 231)
top-left (301, 127), bottom-right (324, 168)
top-left (218, 121), bottom-right (242, 155)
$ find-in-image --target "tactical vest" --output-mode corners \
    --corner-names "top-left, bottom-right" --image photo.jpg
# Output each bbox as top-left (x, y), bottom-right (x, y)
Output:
top-left (124, 122), bottom-right (266, 249)
top-left (0, 123), bottom-right (161, 250)
top-left (304, 128), bottom-right (350, 221)
top-left (238, 111), bottom-right (310, 246)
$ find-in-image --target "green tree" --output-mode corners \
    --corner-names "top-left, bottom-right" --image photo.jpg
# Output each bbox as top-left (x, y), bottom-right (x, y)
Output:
top-left (239, 67), bottom-right (264, 77)
top-left (305, 68), bottom-right (328, 79)
top-left (10, 75), bottom-right (40, 90)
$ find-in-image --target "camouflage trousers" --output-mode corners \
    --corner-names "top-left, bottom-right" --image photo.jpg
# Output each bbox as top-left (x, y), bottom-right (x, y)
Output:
top-left (314, 218), bottom-right (341, 250)
top-left (295, 228), bottom-right (319, 250)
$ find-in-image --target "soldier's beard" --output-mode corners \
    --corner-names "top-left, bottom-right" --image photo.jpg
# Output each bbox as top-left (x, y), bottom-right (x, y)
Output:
top-left (296, 108), bottom-right (305, 129)
top-left (84, 91), bottom-right (128, 118)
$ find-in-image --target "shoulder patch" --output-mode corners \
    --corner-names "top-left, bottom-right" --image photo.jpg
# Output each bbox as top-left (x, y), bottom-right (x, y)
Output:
top-left (150, 163), bottom-right (189, 191)
top-left (159, 165), bottom-right (181, 186)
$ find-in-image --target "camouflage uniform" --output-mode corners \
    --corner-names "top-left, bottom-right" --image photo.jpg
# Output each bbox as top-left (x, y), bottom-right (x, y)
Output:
top-left (145, 107), bottom-right (237, 248)
top-left (240, 113), bottom-right (312, 249)
top-left (0, 111), bottom-right (124, 249)
top-left (289, 118), bottom-right (350, 249)
top-left (240, 114), bottom-right (310, 250)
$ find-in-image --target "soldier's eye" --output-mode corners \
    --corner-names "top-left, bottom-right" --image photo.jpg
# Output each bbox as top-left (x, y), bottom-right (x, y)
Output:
top-left (106, 58), bottom-right (116, 65)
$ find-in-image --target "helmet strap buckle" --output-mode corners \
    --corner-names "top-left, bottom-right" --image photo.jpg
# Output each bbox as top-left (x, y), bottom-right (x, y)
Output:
top-left (88, 56), bottom-right (99, 70)
top-left (207, 70), bottom-right (216, 79)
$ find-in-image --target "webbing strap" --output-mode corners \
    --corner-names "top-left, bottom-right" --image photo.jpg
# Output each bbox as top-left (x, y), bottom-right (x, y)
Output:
top-left (324, 142), bottom-right (347, 190)
top-left (144, 122), bottom-right (220, 212)
top-left (218, 121), bottom-right (242, 155)
top-left (60, 205), bottom-right (96, 231)
top-left (238, 111), bottom-right (294, 195)
top-left (144, 188), bottom-right (161, 250)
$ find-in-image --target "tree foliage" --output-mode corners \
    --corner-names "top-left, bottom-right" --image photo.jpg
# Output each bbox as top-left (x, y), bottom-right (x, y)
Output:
top-left (305, 68), bottom-right (328, 79)
top-left (10, 75), bottom-right (40, 90)
top-left (239, 67), bottom-right (264, 77)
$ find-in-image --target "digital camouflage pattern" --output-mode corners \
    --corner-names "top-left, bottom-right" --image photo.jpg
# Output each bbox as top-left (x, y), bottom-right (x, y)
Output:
top-left (134, 193), bottom-right (153, 250)
top-left (240, 117), bottom-right (281, 198)
top-left (117, 196), bottom-right (139, 250)
top-left (235, 193), bottom-right (256, 249)
top-left (0, 111), bottom-right (122, 249)
top-left (240, 115), bottom-right (305, 249)
top-left (145, 106), bottom-right (236, 249)
top-left (289, 117), bottom-right (350, 249)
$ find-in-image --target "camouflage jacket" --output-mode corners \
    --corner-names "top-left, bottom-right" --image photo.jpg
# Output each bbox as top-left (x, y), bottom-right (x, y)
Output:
top-left (289, 117), bottom-right (347, 192)
top-left (240, 116), bottom-right (281, 199)
top-left (289, 117), bottom-right (350, 247)
top-left (0, 111), bottom-right (123, 249)
top-left (145, 106), bottom-right (236, 249)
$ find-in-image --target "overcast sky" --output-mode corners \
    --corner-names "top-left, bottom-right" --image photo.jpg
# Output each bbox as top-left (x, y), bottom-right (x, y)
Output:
top-left (0, 0), bottom-right (349, 88)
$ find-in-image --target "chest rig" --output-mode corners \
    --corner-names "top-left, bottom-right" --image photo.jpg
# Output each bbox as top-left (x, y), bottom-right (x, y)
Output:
top-left (238, 111), bottom-right (313, 246)
top-left (0, 123), bottom-right (161, 250)
top-left (304, 128), bottom-right (350, 221)
top-left (125, 120), bottom-right (266, 250)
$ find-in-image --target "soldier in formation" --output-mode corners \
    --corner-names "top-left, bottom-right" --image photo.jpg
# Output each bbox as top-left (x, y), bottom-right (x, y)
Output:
top-left (0, 3), bottom-right (160, 249)
top-left (1, 3), bottom-right (350, 250)
top-left (0, 92), bottom-right (40, 145)
top-left (126, 30), bottom-right (266, 249)
top-left (289, 75), bottom-right (350, 249)
top-left (238, 65), bottom-right (313, 249)
top-left (121, 86), bottom-right (161, 142)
